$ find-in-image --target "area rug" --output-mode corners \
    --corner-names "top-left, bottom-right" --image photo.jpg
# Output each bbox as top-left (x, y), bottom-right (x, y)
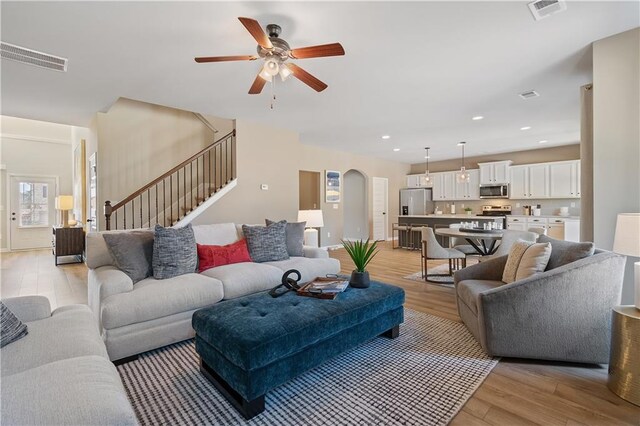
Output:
top-left (404, 259), bottom-right (479, 286)
top-left (117, 309), bottom-right (497, 426)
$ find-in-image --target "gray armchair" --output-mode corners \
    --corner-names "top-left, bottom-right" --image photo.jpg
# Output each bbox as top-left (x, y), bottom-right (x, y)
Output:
top-left (453, 249), bottom-right (625, 364)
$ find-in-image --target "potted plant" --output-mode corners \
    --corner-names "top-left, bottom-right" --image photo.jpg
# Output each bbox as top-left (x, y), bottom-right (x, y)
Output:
top-left (464, 207), bottom-right (473, 216)
top-left (341, 239), bottom-right (379, 288)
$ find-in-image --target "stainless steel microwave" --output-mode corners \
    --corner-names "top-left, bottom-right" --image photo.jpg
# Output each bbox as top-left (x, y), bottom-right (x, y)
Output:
top-left (479, 184), bottom-right (509, 199)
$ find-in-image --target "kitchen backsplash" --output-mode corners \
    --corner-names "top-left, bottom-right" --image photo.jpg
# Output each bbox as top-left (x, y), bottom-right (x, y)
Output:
top-left (434, 199), bottom-right (581, 217)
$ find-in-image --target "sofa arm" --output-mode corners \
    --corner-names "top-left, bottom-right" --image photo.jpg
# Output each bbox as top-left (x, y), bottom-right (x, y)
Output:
top-left (303, 246), bottom-right (329, 259)
top-left (88, 266), bottom-right (133, 315)
top-left (454, 255), bottom-right (508, 284)
top-left (477, 251), bottom-right (626, 363)
top-left (1, 296), bottom-right (52, 322)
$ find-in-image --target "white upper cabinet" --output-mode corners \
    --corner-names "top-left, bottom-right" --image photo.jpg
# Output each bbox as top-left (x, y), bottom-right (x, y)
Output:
top-left (478, 161), bottom-right (512, 184)
top-left (528, 164), bottom-right (549, 198)
top-left (406, 174), bottom-right (423, 188)
top-left (431, 173), bottom-right (444, 200)
top-left (442, 172), bottom-right (456, 200)
top-left (509, 166), bottom-right (529, 199)
top-left (549, 160), bottom-right (580, 198)
top-left (455, 169), bottom-right (480, 200)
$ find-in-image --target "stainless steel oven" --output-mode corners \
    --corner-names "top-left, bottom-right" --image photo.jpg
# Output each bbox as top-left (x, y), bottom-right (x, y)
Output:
top-left (479, 184), bottom-right (509, 199)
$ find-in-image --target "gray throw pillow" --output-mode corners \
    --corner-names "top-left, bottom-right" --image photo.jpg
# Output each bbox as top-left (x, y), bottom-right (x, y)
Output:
top-left (266, 219), bottom-right (306, 257)
top-left (1, 302), bottom-right (28, 348)
top-left (538, 234), bottom-right (595, 270)
top-left (243, 221), bottom-right (289, 263)
top-left (153, 224), bottom-right (198, 279)
top-left (103, 230), bottom-right (154, 283)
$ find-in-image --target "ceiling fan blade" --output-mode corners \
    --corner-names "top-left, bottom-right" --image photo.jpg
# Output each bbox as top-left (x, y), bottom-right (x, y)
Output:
top-left (238, 17), bottom-right (273, 49)
top-left (248, 72), bottom-right (267, 95)
top-left (287, 63), bottom-right (328, 92)
top-left (289, 43), bottom-right (345, 59)
top-left (194, 55), bottom-right (258, 63)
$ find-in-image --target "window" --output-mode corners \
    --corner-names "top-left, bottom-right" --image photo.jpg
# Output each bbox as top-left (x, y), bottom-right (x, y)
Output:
top-left (19, 182), bottom-right (49, 227)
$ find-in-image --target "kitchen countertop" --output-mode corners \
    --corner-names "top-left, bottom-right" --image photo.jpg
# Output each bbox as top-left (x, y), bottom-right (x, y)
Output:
top-left (400, 214), bottom-right (505, 219)
top-left (509, 215), bottom-right (581, 220)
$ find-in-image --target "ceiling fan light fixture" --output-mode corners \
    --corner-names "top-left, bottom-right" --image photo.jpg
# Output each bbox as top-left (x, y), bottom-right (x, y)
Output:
top-left (263, 59), bottom-right (280, 76)
top-left (258, 68), bottom-right (272, 82)
top-left (279, 64), bottom-right (292, 81)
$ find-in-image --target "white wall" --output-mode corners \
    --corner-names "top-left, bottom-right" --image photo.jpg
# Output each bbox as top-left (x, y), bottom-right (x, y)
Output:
top-left (0, 116), bottom-right (73, 250)
top-left (593, 28), bottom-right (640, 304)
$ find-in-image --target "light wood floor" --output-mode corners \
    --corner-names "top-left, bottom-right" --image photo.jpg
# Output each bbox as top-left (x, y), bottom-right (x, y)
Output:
top-left (329, 242), bottom-right (640, 426)
top-left (1, 244), bottom-right (638, 425)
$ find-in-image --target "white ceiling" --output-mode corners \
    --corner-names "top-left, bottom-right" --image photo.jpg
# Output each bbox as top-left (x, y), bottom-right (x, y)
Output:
top-left (1, 1), bottom-right (638, 164)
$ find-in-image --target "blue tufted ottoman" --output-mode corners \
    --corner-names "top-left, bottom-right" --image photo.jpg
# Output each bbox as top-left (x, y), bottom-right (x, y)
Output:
top-left (192, 281), bottom-right (405, 419)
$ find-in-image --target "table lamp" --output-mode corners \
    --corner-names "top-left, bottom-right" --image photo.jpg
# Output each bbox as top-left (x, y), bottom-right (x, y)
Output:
top-left (613, 213), bottom-right (640, 309)
top-left (298, 210), bottom-right (324, 248)
top-left (55, 195), bottom-right (74, 228)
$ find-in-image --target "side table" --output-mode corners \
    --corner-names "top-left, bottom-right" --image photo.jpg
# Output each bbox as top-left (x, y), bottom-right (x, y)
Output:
top-left (608, 305), bottom-right (640, 406)
top-left (52, 226), bottom-right (85, 266)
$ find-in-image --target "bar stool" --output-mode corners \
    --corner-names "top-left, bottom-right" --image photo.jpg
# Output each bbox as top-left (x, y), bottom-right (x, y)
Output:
top-left (409, 224), bottom-right (423, 250)
top-left (392, 223), bottom-right (409, 249)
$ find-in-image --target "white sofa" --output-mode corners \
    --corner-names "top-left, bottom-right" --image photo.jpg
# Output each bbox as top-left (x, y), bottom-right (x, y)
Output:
top-left (87, 223), bottom-right (340, 362)
top-left (0, 296), bottom-right (138, 425)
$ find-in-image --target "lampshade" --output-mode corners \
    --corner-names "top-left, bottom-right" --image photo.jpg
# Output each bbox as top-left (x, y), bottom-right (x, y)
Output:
top-left (613, 213), bottom-right (640, 257)
top-left (298, 210), bottom-right (324, 228)
top-left (55, 195), bottom-right (74, 211)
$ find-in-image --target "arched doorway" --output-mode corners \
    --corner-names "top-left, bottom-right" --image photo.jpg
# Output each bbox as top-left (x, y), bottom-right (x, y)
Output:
top-left (343, 169), bottom-right (369, 240)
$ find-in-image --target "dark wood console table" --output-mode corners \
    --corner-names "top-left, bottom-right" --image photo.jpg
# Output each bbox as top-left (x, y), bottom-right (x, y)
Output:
top-left (52, 227), bottom-right (85, 266)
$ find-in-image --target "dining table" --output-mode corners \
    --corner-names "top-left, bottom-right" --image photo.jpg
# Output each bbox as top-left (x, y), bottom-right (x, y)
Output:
top-left (434, 228), bottom-right (504, 255)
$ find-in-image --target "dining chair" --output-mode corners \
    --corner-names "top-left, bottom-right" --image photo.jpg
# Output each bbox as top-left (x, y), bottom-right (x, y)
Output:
top-left (421, 226), bottom-right (466, 282)
top-left (479, 229), bottom-right (538, 261)
top-left (528, 227), bottom-right (547, 236)
top-left (448, 223), bottom-right (478, 257)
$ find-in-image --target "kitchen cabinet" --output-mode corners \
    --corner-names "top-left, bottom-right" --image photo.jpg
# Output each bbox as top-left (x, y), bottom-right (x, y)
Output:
top-left (507, 216), bottom-right (581, 241)
top-left (455, 169), bottom-right (480, 200)
top-left (549, 160), bottom-right (580, 198)
top-left (478, 161), bottom-right (512, 185)
top-left (406, 174), bottom-right (424, 188)
top-left (509, 164), bottom-right (549, 199)
top-left (431, 172), bottom-right (457, 200)
top-left (506, 217), bottom-right (527, 231)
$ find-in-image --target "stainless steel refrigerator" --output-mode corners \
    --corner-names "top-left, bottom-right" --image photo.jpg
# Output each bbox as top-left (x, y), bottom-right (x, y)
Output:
top-left (400, 188), bottom-right (434, 216)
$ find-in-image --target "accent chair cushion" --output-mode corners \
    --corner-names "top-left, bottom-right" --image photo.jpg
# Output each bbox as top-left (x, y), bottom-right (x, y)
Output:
top-left (102, 230), bottom-right (154, 283)
top-left (502, 240), bottom-right (552, 284)
top-left (242, 221), bottom-right (289, 263)
top-left (266, 219), bottom-right (306, 257)
top-left (197, 240), bottom-right (252, 273)
top-left (153, 224), bottom-right (198, 279)
top-left (0, 302), bottom-right (28, 348)
top-left (538, 235), bottom-right (595, 270)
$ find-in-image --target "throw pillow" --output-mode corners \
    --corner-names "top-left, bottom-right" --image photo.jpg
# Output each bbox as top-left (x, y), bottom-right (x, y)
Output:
top-left (265, 219), bottom-right (306, 257)
top-left (103, 230), bottom-right (154, 283)
top-left (502, 240), bottom-right (552, 284)
top-left (242, 221), bottom-right (289, 263)
top-left (0, 302), bottom-right (28, 348)
top-left (153, 224), bottom-right (198, 279)
top-left (197, 240), bottom-right (252, 273)
top-left (538, 234), bottom-right (595, 270)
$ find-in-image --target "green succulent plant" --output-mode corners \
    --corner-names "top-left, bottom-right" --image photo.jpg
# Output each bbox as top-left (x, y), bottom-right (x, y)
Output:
top-left (341, 239), bottom-right (379, 272)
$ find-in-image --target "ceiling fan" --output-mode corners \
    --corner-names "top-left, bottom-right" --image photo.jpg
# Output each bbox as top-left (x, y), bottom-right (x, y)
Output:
top-left (195, 17), bottom-right (345, 95)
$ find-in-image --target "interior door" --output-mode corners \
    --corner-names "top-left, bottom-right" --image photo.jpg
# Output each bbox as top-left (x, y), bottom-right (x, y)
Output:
top-left (372, 177), bottom-right (388, 241)
top-left (10, 176), bottom-right (57, 250)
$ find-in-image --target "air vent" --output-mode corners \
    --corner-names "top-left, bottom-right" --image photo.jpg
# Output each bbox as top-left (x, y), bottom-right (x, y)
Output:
top-left (528, 0), bottom-right (567, 21)
top-left (0, 42), bottom-right (68, 72)
top-left (519, 90), bottom-right (540, 100)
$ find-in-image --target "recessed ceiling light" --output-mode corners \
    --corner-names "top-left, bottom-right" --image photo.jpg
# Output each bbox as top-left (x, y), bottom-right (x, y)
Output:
top-left (472, 116), bottom-right (484, 121)
top-left (520, 126), bottom-right (531, 130)
top-left (393, 148), bottom-right (400, 152)
top-left (539, 140), bottom-right (548, 144)
top-left (381, 135), bottom-right (390, 140)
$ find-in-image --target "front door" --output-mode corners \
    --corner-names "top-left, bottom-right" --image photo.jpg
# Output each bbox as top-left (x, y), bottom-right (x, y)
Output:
top-left (9, 176), bottom-right (57, 250)
top-left (372, 177), bottom-right (388, 241)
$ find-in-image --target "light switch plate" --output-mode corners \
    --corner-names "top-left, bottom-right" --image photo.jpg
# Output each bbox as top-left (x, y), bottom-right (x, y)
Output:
top-left (570, 202), bottom-right (576, 208)
top-left (260, 184), bottom-right (268, 190)
top-left (333, 204), bottom-right (338, 209)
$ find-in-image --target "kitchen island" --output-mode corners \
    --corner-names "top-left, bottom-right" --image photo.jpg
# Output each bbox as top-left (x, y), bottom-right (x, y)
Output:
top-left (397, 215), bottom-right (506, 249)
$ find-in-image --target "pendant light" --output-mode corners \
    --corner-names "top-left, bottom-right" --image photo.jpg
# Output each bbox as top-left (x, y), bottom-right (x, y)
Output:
top-left (456, 141), bottom-right (470, 183)
top-left (423, 147), bottom-right (432, 185)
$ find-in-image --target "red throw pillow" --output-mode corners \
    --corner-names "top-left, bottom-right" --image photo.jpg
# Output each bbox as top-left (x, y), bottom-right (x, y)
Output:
top-left (197, 239), bottom-right (252, 273)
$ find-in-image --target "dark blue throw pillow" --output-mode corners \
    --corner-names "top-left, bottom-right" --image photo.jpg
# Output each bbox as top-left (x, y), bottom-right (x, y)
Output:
top-left (152, 224), bottom-right (197, 279)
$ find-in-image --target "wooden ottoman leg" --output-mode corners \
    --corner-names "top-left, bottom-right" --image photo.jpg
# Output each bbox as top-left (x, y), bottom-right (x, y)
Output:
top-left (200, 358), bottom-right (265, 420)
top-left (381, 325), bottom-right (400, 339)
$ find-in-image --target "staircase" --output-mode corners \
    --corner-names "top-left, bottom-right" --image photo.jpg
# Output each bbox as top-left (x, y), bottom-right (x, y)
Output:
top-left (104, 129), bottom-right (236, 230)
